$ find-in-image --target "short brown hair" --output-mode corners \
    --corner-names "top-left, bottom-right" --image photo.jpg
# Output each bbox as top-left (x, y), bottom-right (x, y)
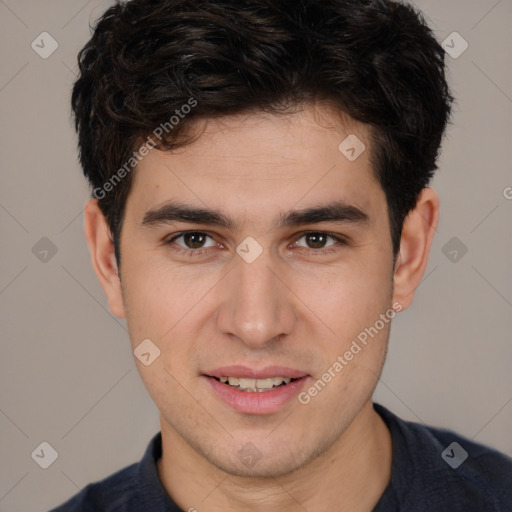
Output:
top-left (71, 0), bottom-right (452, 264)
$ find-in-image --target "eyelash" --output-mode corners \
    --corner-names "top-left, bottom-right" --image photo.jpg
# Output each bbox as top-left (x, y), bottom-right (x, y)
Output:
top-left (163, 231), bottom-right (347, 257)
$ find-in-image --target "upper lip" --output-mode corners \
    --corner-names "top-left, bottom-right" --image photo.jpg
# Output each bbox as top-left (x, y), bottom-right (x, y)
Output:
top-left (205, 365), bottom-right (309, 379)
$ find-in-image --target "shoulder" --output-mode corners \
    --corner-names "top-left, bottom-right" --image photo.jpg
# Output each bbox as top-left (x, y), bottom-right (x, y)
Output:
top-left (374, 403), bottom-right (512, 512)
top-left (48, 462), bottom-right (138, 512)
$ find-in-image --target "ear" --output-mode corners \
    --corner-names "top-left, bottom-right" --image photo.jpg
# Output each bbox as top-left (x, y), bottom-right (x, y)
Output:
top-left (84, 198), bottom-right (126, 318)
top-left (392, 188), bottom-right (439, 310)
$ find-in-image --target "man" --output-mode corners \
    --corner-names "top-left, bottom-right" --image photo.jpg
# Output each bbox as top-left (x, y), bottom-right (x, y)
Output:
top-left (51, 0), bottom-right (512, 510)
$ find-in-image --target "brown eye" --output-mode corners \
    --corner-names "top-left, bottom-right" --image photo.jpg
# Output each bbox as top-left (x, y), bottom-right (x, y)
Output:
top-left (305, 233), bottom-right (328, 249)
top-left (295, 232), bottom-right (338, 250)
top-left (183, 232), bottom-right (207, 249)
top-left (168, 232), bottom-right (217, 250)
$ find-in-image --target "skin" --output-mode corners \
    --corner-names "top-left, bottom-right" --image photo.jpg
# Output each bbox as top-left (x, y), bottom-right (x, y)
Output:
top-left (84, 104), bottom-right (439, 511)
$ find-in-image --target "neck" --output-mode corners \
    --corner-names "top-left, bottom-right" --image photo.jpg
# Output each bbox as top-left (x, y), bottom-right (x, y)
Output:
top-left (157, 401), bottom-right (392, 512)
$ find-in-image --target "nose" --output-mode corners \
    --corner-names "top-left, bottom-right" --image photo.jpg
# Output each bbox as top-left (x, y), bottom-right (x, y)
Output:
top-left (215, 249), bottom-right (297, 349)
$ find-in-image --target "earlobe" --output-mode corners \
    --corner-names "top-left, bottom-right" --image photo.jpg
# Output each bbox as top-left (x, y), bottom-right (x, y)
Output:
top-left (392, 188), bottom-right (439, 310)
top-left (84, 199), bottom-right (126, 318)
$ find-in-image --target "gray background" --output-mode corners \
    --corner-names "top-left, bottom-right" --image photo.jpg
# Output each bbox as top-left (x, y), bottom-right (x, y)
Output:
top-left (1, 1), bottom-right (511, 510)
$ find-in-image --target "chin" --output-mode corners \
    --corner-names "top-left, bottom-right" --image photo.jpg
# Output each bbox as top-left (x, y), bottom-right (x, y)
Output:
top-left (201, 436), bottom-right (328, 479)
top-left (211, 455), bottom-right (308, 479)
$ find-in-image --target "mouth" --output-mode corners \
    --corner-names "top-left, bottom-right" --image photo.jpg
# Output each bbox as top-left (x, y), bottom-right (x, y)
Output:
top-left (212, 376), bottom-right (299, 392)
top-left (203, 366), bottom-right (310, 414)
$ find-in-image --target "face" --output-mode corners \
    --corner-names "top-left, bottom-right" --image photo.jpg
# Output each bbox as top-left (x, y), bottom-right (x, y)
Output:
top-left (114, 105), bottom-right (398, 476)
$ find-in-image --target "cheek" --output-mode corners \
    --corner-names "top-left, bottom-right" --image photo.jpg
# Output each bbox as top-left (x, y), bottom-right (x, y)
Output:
top-left (120, 255), bottom-right (174, 347)
top-left (291, 251), bottom-right (393, 342)
top-left (120, 253), bottom-right (219, 353)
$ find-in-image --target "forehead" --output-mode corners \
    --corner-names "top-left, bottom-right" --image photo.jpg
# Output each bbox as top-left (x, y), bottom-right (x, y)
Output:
top-left (127, 105), bottom-right (384, 222)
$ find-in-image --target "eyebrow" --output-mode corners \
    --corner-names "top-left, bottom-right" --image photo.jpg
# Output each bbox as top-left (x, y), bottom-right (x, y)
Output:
top-left (141, 200), bottom-right (370, 230)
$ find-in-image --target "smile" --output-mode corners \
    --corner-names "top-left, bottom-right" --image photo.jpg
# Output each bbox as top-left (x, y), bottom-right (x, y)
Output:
top-left (215, 376), bottom-right (296, 392)
top-left (204, 367), bottom-right (310, 414)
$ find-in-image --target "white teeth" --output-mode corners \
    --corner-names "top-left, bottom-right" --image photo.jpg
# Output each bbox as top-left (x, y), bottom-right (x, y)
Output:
top-left (238, 378), bottom-right (256, 388)
top-left (218, 376), bottom-right (293, 391)
top-left (256, 378), bottom-right (275, 390)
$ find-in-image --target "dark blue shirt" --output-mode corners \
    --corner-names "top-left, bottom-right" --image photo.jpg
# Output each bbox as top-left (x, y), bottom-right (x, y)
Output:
top-left (49, 403), bottom-right (512, 511)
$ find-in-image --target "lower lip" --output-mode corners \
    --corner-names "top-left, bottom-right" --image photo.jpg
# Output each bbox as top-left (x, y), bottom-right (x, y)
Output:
top-left (205, 376), bottom-right (309, 414)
